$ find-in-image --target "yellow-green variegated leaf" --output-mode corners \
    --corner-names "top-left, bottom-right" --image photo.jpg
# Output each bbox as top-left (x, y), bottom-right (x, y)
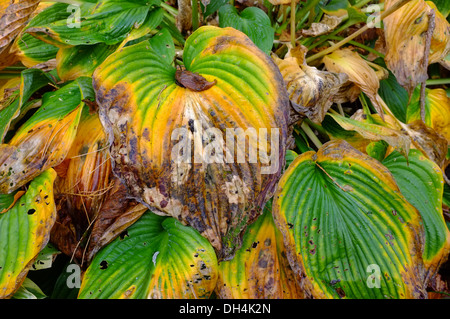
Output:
top-left (273, 140), bottom-right (426, 299)
top-left (0, 169), bottom-right (57, 299)
top-left (383, 149), bottom-right (450, 282)
top-left (93, 26), bottom-right (289, 259)
top-left (78, 211), bottom-right (218, 299)
top-left (0, 77), bottom-right (93, 194)
top-left (216, 202), bottom-right (303, 299)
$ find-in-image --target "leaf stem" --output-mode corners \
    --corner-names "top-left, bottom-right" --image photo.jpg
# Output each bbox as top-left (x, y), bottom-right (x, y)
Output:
top-left (290, 0), bottom-right (296, 47)
top-left (161, 3), bottom-right (178, 17)
top-left (426, 78), bottom-right (450, 86)
top-left (301, 121), bottom-right (323, 149)
top-left (305, 0), bottom-right (410, 64)
top-left (191, 0), bottom-right (199, 31)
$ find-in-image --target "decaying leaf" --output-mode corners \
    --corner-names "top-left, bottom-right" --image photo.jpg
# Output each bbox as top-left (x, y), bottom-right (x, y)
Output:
top-left (323, 48), bottom-right (388, 118)
top-left (273, 140), bottom-right (427, 299)
top-left (0, 78), bottom-right (93, 194)
top-left (0, 0), bottom-right (40, 56)
top-left (0, 169), bottom-right (57, 298)
top-left (274, 54), bottom-right (347, 124)
top-left (93, 26), bottom-right (289, 259)
top-left (384, 0), bottom-right (450, 94)
top-left (302, 14), bottom-right (342, 37)
top-left (216, 203), bottom-right (303, 299)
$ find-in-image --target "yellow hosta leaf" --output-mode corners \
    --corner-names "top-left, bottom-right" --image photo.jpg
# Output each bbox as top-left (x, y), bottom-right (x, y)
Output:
top-left (384, 0), bottom-right (450, 94)
top-left (0, 169), bottom-right (57, 298)
top-left (216, 204), bottom-right (303, 299)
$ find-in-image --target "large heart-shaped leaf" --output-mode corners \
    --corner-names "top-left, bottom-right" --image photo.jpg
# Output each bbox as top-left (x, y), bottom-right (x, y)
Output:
top-left (93, 26), bottom-right (289, 258)
top-left (383, 149), bottom-right (450, 282)
top-left (218, 5), bottom-right (274, 54)
top-left (0, 169), bottom-right (57, 298)
top-left (216, 202), bottom-right (303, 299)
top-left (273, 140), bottom-right (426, 299)
top-left (78, 211), bottom-right (218, 299)
top-left (0, 77), bottom-right (93, 194)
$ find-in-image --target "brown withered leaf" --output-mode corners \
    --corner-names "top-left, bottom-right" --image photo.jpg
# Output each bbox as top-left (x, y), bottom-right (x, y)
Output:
top-left (0, 0), bottom-right (40, 56)
top-left (175, 69), bottom-right (217, 92)
top-left (405, 120), bottom-right (448, 168)
top-left (85, 179), bottom-right (147, 263)
top-left (384, 0), bottom-right (450, 94)
top-left (273, 54), bottom-right (347, 123)
top-left (301, 14), bottom-right (342, 37)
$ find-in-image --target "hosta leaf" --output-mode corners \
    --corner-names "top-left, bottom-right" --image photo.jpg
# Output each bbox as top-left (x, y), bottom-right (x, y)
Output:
top-left (407, 87), bottom-right (450, 143)
top-left (378, 68), bottom-right (409, 124)
top-left (0, 77), bottom-right (93, 194)
top-left (93, 26), bottom-right (289, 258)
top-left (327, 112), bottom-right (410, 157)
top-left (14, 33), bottom-right (58, 68)
top-left (78, 211), bottom-right (218, 299)
top-left (383, 150), bottom-right (450, 282)
top-left (56, 43), bottom-right (119, 82)
top-left (218, 5), bottom-right (274, 54)
top-left (0, 68), bottom-right (55, 143)
top-left (0, 169), bottom-right (57, 298)
top-left (27, 1), bottom-right (161, 46)
top-left (384, 0), bottom-right (450, 94)
top-left (216, 203), bottom-right (303, 299)
top-left (11, 278), bottom-right (46, 299)
top-left (273, 140), bottom-right (426, 299)
top-left (429, 0), bottom-right (450, 17)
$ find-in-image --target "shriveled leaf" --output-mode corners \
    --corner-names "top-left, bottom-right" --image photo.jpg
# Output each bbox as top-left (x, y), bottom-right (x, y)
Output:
top-left (383, 149), bottom-right (450, 282)
top-left (0, 0), bottom-right (40, 55)
top-left (218, 5), bottom-right (274, 54)
top-left (407, 87), bottom-right (450, 143)
top-left (0, 169), bottom-right (57, 298)
top-left (273, 140), bottom-right (426, 299)
top-left (384, 0), bottom-right (450, 94)
top-left (302, 14), bottom-right (342, 37)
top-left (93, 26), bottom-right (289, 258)
top-left (404, 120), bottom-right (448, 168)
top-left (78, 211), bottom-right (218, 299)
top-left (85, 178), bottom-right (147, 262)
top-left (323, 49), bottom-right (387, 118)
top-left (274, 55), bottom-right (347, 123)
top-left (216, 203), bottom-right (303, 299)
top-left (0, 77), bottom-right (93, 194)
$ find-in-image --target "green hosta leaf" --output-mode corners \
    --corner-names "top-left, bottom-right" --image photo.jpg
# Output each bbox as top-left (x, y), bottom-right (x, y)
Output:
top-left (383, 149), bottom-right (450, 281)
top-left (0, 169), bottom-right (57, 298)
top-left (27, 1), bottom-right (161, 46)
top-left (321, 0), bottom-right (350, 16)
top-left (56, 43), bottom-right (119, 81)
top-left (15, 33), bottom-right (58, 68)
top-left (78, 211), bottom-right (218, 299)
top-left (147, 28), bottom-right (175, 65)
top-left (285, 149), bottom-right (298, 169)
top-left (429, 0), bottom-right (450, 17)
top-left (216, 203), bottom-right (303, 299)
top-left (273, 140), bottom-right (426, 299)
top-left (366, 140), bottom-right (388, 162)
top-left (378, 69), bottom-right (409, 123)
top-left (202, 0), bottom-right (228, 17)
top-left (218, 5), bottom-right (274, 54)
top-left (0, 77), bottom-right (93, 194)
